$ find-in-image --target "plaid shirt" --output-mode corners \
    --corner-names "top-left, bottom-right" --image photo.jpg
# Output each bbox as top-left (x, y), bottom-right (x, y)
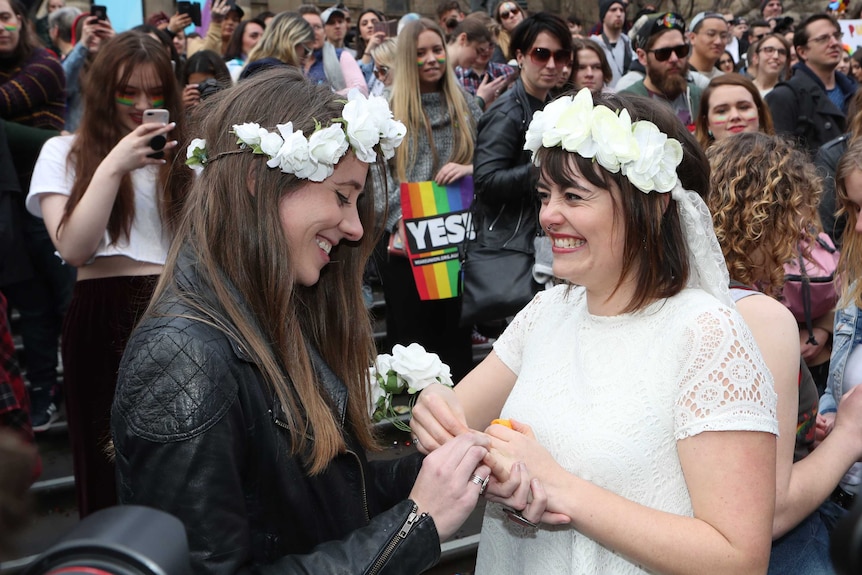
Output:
top-left (455, 62), bottom-right (516, 96)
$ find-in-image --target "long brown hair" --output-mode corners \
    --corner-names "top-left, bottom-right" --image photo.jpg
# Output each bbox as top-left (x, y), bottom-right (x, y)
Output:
top-left (152, 68), bottom-right (380, 473)
top-left (61, 32), bottom-right (189, 243)
top-left (391, 18), bottom-right (476, 183)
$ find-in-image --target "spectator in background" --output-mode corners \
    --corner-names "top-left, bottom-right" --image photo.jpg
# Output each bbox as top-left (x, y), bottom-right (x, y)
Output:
top-left (321, 4), bottom-right (353, 57)
top-left (181, 50), bottom-right (231, 113)
top-left (369, 37), bottom-right (396, 98)
top-left (750, 33), bottom-right (791, 96)
top-left (224, 18), bottom-right (266, 83)
top-left (26, 32), bottom-right (190, 517)
top-left (47, 5), bottom-right (80, 60)
top-left (566, 14), bottom-right (583, 40)
top-left (437, 0), bottom-right (465, 40)
top-left (694, 74), bottom-right (773, 150)
top-left (299, 5), bottom-right (367, 96)
top-left (590, 0), bottom-right (631, 87)
top-left (569, 37), bottom-right (613, 93)
top-left (491, 0), bottom-right (525, 64)
top-left (850, 50), bottom-right (862, 83)
top-left (34, 0), bottom-right (64, 53)
top-left (766, 14), bottom-right (856, 155)
top-left (354, 8), bottom-right (386, 87)
top-left (63, 12), bottom-right (114, 132)
top-left (447, 17), bottom-right (508, 110)
top-left (202, 0), bottom-right (242, 56)
top-left (0, 0), bottom-right (70, 433)
top-left (717, 50), bottom-right (737, 73)
top-left (456, 11), bottom-right (515, 97)
top-left (761, 0), bottom-right (783, 21)
top-left (244, 12), bottom-right (312, 79)
top-left (687, 12), bottom-right (729, 80)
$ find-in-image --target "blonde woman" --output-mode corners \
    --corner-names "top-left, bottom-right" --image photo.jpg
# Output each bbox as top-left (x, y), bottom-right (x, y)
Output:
top-left (243, 12), bottom-right (314, 77)
top-left (368, 37), bottom-right (396, 98)
top-left (381, 18), bottom-right (481, 382)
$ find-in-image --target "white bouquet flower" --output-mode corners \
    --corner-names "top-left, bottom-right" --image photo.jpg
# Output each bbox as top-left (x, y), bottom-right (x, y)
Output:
top-left (368, 343), bottom-right (454, 430)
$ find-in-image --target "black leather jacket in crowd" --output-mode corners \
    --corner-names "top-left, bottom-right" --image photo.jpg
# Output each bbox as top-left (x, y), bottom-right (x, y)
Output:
top-left (471, 78), bottom-right (541, 252)
top-left (112, 250), bottom-right (438, 575)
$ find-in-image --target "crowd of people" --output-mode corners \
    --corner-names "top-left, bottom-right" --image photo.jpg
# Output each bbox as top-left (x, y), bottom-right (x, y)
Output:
top-left (3, 0), bottom-right (862, 573)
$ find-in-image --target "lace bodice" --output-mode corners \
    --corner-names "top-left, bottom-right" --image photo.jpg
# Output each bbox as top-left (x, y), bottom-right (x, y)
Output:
top-left (475, 285), bottom-right (778, 575)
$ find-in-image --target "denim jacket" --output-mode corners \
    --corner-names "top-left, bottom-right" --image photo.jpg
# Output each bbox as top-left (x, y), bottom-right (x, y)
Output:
top-left (821, 302), bottom-right (862, 413)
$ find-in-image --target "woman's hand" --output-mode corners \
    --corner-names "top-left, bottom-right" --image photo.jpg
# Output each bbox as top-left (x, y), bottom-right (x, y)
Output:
top-left (476, 74), bottom-right (509, 108)
top-left (182, 84), bottom-right (201, 110)
top-left (102, 121), bottom-right (177, 176)
top-left (483, 459), bottom-right (571, 527)
top-left (210, 0), bottom-right (229, 23)
top-left (408, 431), bottom-right (491, 541)
top-left (364, 31), bottom-right (386, 56)
top-left (434, 162), bottom-right (472, 185)
top-left (813, 412), bottom-right (835, 448)
top-left (410, 383), bottom-right (471, 454)
top-left (168, 12), bottom-right (193, 34)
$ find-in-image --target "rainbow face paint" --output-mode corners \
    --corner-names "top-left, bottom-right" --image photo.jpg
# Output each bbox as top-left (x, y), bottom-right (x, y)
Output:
top-left (417, 56), bottom-right (447, 66)
top-left (3, 24), bottom-right (17, 32)
top-left (151, 98), bottom-right (165, 108)
top-left (115, 96), bottom-right (135, 106)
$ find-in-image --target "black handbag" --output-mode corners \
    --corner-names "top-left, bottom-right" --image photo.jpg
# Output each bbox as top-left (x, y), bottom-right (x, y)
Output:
top-left (459, 198), bottom-right (540, 326)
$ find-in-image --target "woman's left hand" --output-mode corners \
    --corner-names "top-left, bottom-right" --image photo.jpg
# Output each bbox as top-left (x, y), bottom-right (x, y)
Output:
top-left (434, 162), bottom-right (472, 185)
top-left (484, 459), bottom-right (571, 526)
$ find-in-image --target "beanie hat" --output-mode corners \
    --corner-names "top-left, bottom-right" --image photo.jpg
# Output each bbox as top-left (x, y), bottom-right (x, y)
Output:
top-left (760, 0), bottom-right (781, 12)
top-left (599, 0), bottom-right (626, 23)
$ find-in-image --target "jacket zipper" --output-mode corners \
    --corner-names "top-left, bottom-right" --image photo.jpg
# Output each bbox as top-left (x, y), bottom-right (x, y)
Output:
top-left (366, 503), bottom-right (427, 575)
top-left (346, 448), bottom-right (370, 522)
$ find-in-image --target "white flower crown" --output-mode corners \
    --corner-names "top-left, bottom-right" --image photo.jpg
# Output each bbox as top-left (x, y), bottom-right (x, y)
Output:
top-left (524, 88), bottom-right (683, 194)
top-left (186, 89), bottom-right (406, 182)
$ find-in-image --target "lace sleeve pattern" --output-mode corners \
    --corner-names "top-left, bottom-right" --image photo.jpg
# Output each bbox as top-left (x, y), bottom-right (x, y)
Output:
top-left (674, 305), bottom-right (779, 439)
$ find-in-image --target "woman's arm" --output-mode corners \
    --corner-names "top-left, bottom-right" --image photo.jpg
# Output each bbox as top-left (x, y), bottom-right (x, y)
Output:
top-left (37, 122), bottom-right (177, 266)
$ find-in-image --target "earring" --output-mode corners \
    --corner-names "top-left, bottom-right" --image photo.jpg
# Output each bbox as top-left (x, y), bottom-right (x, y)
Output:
top-left (546, 223), bottom-right (554, 232)
top-left (707, 129), bottom-right (713, 137)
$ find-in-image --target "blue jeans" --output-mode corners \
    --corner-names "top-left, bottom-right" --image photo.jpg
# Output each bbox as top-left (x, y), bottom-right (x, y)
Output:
top-left (768, 502), bottom-right (839, 575)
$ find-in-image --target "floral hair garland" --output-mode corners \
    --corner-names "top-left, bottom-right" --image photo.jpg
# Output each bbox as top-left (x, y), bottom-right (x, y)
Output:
top-left (185, 89), bottom-right (406, 181)
top-left (524, 87), bottom-right (683, 194)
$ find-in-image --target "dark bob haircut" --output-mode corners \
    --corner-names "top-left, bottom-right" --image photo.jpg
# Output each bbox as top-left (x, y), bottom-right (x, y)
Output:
top-left (509, 12), bottom-right (573, 62)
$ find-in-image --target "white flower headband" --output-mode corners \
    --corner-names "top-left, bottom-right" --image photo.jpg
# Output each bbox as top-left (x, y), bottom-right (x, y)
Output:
top-left (186, 89), bottom-right (406, 181)
top-left (525, 88), bottom-right (734, 308)
top-left (524, 87), bottom-right (683, 194)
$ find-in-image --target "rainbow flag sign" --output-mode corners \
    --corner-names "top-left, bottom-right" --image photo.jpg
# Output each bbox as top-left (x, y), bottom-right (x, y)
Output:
top-left (400, 177), bottom-right (475, 300)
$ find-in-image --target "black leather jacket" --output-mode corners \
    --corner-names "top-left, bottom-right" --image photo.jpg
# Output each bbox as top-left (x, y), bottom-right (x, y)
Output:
top-left (815, 133), bottom-right (849, 247)
top-left (112, 250), bottom-right (438, 575)
top-left (471, 78), bottom-right (541, 252)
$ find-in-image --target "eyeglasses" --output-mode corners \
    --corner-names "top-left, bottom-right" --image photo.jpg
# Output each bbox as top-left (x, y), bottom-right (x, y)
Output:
top-left (500, 3), bottom-right (521, 20)
top-left (298, 44), bottom-right (314, 57)
top-left (647, 43), bottom-right (690, 62)
top-left (808, 31), bottom-right (843, 45)
top-left (529, 47), bottom-right (572, 65)
top-left (373, 65), bottom-right (390, 78)
top-left (758, 45), bottom-right (787, 57)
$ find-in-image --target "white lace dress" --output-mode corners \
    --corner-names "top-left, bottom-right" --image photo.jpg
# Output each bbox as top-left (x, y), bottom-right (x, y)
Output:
top-left (475, 285), bottom-right (778, 575)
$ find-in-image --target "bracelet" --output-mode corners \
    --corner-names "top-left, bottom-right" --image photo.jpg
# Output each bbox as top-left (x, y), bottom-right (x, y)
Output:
top-left (476, 96), bottom-right (485, 111)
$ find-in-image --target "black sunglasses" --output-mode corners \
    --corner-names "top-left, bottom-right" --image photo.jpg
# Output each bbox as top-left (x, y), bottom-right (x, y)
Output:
top-left (647, 43), bottom-right (690, 62)
top-left (500, 4), bottom-right (521, 19)
top-left (529, 47), bottom-right (572, 65)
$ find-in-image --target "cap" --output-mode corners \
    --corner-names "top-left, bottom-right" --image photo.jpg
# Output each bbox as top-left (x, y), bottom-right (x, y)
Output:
top-left (689, 11), bottom-right (726, 32)
top-left (321, 4), bottom-right (348, 24)
top-left (635, 12), bottom-right (686, 50)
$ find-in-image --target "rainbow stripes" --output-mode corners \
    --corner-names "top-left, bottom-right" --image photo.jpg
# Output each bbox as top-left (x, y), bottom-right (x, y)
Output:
top-left (400, 177), bottom-right (474, 300)
top-left (115, 96), bottom-right (134, 106)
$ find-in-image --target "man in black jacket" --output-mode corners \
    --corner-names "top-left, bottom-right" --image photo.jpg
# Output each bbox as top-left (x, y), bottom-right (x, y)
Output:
top-left (765, 13), bottom-right (856, 155)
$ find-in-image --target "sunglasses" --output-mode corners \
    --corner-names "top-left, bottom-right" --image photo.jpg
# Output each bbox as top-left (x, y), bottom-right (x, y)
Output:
top-left (500, 3), bottom-right (521, 19)
top-left (529, 47), bottom-right (572, 65)
top-left (373, 65), bottom-right (390, 78)
top-left (647, 43), bottom-right (690, 62)
top-left (298, 44), bottom-right (314, 57)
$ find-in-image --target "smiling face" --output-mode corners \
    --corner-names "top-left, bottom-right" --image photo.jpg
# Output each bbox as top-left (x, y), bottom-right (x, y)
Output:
top-left (416, 29), bottom-right (447, 93)
top-left (707, 85), bottom-right (760, 140)
top-left (278, 153), bottom-right (367, 287)
top-left (497, 1), bottom-right (523, 32)
top-left (538, 162), bottom-right (627, 303)
top-left (754, 36), bottom-right (787, 78)
top-left (114, 63), bottom-right (164, 134)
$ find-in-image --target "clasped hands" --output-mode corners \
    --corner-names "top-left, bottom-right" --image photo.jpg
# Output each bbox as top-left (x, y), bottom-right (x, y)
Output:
top-left (410, 386), bottom-right (571, 529)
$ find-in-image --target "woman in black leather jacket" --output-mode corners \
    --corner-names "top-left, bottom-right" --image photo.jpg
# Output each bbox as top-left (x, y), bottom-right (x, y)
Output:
top-left (111, 68), bottom-right (516, 575)
top-left (470, 13), bottom-right (573, 315)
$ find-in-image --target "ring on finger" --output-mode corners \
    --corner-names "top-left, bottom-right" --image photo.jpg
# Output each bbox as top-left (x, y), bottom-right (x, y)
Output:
top-left (470, 473), bottom-right (485, 487)
top-left (411, 436), bottom-right (421, 446)
top-left (479, 474), bottom-right (490, 496)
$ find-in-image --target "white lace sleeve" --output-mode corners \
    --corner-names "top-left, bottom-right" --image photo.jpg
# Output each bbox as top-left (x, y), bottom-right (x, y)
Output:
top-left (674, 305), bottom-right (779, 439)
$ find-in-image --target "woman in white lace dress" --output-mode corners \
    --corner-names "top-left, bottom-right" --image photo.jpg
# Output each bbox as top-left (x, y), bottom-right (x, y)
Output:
top-left (410, 89), bottom-right (780, 574)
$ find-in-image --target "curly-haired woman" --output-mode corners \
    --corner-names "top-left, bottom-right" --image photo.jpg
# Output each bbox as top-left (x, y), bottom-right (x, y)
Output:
top-left (708, 132), bottom-right (862, 574)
